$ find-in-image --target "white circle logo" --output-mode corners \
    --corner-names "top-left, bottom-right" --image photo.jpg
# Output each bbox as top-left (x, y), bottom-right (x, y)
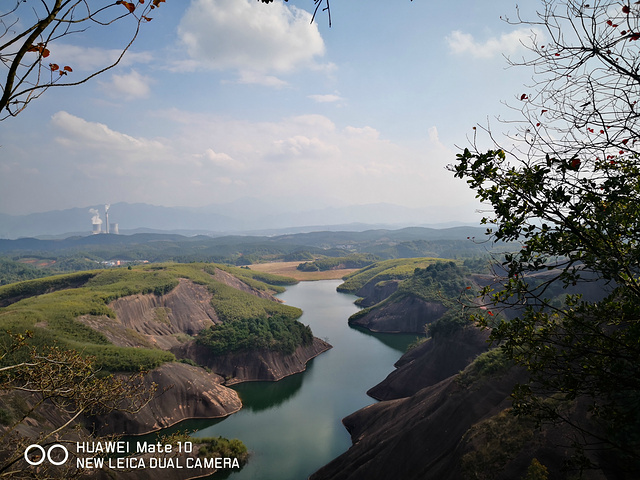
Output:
top-left (24, 444), bottom-right (69, 466)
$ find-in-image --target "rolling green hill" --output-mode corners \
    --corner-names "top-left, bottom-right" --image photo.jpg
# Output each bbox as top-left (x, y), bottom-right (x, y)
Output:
top-left (0, 263), bottom-right (302, 372)
top-left (337, 257), bottom-right (445, 294)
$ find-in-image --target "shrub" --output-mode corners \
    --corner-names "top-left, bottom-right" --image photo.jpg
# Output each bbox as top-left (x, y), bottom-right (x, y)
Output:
top-left (197, 315), bottom-right (313, 355)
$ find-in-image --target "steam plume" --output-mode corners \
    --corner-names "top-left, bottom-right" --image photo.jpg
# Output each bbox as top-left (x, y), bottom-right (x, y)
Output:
top-left (89, 208), bottom-right (102, 224)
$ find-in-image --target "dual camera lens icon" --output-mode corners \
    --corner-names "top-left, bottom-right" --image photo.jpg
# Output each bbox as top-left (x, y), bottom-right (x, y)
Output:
top-left (24, 444), bottom-right (69, 466)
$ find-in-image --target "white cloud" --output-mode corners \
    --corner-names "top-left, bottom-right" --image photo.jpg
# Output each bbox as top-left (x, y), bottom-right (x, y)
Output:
top-left (47, 44), bottom-right (153, 72)
top-left (100, 70), bottom-right (153, 100)
top-left (29, 110), bottom-right (479, 215)
top-left (446, 28), bottom-right (541, 59)
top-left (344, 125), bottom-right (380, 140)
top-left (271, 135), bottom-right (340, 160)
top-left (176, 0), bottom-right (326, 80)
top-left (236, 71), bottom-right (289, 88)
top-left (52, 111), bottom-right (161, 153)
top-left (308, 94), bottom-right (344, 103)
top-left (50, 111), bottom-right (172, 179)
top-left (196, 148), bottom-right (245, 170)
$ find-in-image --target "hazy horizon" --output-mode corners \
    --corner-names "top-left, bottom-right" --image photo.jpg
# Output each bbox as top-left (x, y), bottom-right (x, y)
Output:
top-left (1, 0), bottom-right (537, 220)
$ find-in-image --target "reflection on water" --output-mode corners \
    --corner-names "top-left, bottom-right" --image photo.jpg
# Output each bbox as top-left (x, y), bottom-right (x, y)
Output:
top-left (231, 366), bottom-right (306, 413)
top-left (349, 324), bottom-right (421, 353)
top-left (172, 280), bottom-right (415, 480)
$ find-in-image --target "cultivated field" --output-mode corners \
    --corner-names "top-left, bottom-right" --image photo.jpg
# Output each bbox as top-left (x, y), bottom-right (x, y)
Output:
top-left (249, 261), bottom-right (359, 281)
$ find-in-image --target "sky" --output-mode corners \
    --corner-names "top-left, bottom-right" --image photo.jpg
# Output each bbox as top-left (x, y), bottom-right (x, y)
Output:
top-left (0, 0), bottom-right (543, 224)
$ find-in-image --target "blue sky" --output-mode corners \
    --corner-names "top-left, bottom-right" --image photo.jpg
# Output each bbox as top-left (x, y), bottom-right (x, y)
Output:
top-left (0, 0), bottom-right (542, 223)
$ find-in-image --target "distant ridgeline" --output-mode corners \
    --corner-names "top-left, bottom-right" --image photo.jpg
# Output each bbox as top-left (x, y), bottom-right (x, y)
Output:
top-left (0, 227), bottom-right (494, 284)
top-left (0, 263), bottom-right (305, 372)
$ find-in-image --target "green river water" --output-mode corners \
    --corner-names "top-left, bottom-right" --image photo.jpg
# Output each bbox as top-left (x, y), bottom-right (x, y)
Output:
top-left (164, 279), bottom-right (418, 480)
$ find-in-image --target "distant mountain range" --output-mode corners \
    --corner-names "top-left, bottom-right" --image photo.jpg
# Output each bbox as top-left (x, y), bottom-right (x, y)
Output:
top-left (0, 201), bottom-right (479, 239)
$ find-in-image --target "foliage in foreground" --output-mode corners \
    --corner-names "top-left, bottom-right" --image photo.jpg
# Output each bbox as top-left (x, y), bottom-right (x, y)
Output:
top-left (196, 436), bottom-right (249, 465)
top-left (452, 0), bottom-right (640, 470)
top-left (0, 333), bottom-right (155, 479)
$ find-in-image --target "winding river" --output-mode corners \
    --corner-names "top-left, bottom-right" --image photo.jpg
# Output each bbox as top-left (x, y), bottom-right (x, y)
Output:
top-left (174, 280), bottom-right (417, 480)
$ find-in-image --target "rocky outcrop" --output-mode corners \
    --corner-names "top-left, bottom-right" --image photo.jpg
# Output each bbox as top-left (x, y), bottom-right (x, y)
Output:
top-left (172, 337), bottom-right (332, 384)
top-left (353, 279), bottom-right (400, 307)
top-left (92, 362), bottom-right (242, 435)
top-left (367, 326), bottom-right (491, 400)
top-left (310, 367), bottom-right (526, 480)
top-left (104, 279), bottom-right (219, 349)
top-left (349, 295), bottom-right (447, 333)
top-left (210, 267), bottom-right (281, 301)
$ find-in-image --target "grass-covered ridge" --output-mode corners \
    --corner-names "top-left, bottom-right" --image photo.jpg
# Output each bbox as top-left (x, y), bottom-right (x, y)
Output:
top-left (337, 257), bottom-right (446, 294)
top-left (0, 263), bottom-right (302, 372)
top-left (348, 260), bottom-right (473, 323)
top-left (296, 254), bottom-right (379, 272)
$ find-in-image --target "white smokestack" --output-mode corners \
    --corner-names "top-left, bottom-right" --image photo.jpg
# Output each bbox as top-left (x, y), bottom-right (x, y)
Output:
top-left (105, 204), bottom-right (110, 234)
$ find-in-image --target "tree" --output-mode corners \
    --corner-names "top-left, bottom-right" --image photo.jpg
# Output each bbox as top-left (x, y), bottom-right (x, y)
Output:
top-left (0, 332), bottom-right (155, 479)
top-left (0, 0), bottom-right (170, 120)
top-left (452, 0), bottom-right (640, 471)
top-left (0, 0), bottom-right (332, 120)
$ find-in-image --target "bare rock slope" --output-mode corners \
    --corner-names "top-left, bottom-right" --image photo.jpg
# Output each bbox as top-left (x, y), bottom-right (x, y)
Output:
top-left (349, 296), bottom-right (447, 333)
top-left (368, 326), bottom-right (490, 400)
top-left (93, 362), bottom-right (242, 435)
top-left (173, 337), bottom-right (331, 384)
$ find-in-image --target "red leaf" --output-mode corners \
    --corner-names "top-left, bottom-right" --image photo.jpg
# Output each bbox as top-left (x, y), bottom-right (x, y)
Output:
top-left (121, 1), bottom-right (135, 12)
top-left (622, 138), bottom-right (629, 144)
top-left (536, 123), bottom-right (541, 127)
top-left (520, 94), bottom-right (528, 101)
top-left (42, 48), bottom-right (50, 58)
top-left (49, 63), bottom-right (59, 71)
top-left (63, 66), bottom-right (73, 72)
top-left (571, 158), bottom-right (581, 169)
top-left (623, 5), bottom-right (631, 13)
top-left (541, 109), bottom-right (548, 114)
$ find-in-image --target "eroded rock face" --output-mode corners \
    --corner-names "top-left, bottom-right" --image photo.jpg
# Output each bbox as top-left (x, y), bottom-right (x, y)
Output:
top-left (310, 368), bottom-right (525, 480)
top-left (349, 296), bottom-right (447, 333)
top-left (172, 337), bottom-right (332, 384)
top-left (210, 267), bottom-right (282, 302)
top-left (92, 362), bottom-right (242, 435)
top-left (367, 326), bottom-right (491, 401)
top-left (102, 279), bottom-right (219, 349)
top-left (354, 280), bottom-right (400, 308)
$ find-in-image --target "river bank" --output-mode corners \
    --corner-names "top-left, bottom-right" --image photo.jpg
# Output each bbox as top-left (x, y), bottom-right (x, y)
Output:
top-left (165, 280), bottom-right (418, 480)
